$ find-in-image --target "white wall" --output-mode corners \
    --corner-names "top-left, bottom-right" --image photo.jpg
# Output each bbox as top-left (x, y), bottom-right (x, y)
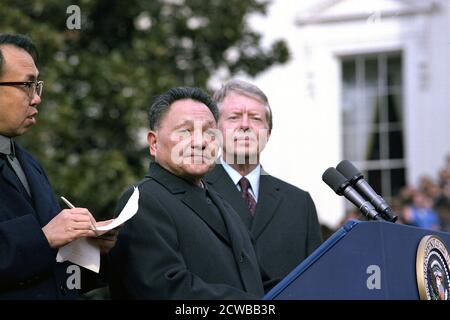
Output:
top-left (403, 2), bottom-right (450, 186)
top-left (246, 0), bottom-right (450, 228)
top-left (248, 0), bottom-right (344, 228)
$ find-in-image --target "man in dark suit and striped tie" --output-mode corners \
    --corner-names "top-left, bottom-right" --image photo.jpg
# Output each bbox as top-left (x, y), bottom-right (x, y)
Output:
top-left (205, 79), bottom-right (323, 291)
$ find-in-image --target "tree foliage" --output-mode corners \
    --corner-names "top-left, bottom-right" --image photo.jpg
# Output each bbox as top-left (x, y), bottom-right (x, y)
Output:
top-left (0, 0), bottom-right (288, 219)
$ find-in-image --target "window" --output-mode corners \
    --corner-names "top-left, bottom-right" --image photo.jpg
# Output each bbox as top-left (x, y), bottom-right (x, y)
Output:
top-left (341, 53), bottom-right (406, 203)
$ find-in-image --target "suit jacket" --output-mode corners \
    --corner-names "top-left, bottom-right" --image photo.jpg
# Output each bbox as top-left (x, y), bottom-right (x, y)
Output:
top-left (109, 162), bottom-right (265, 299)
top-left (0, 143), bottom-right (78, 299)
top-left (205, 164), bottom-right (322, 288)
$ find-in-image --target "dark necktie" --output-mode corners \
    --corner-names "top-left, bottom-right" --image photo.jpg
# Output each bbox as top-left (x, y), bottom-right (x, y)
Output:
top-left (238, 177), bottom-right (257, 216)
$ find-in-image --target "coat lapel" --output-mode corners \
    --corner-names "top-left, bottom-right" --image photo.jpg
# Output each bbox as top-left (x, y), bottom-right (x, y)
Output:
top-left (150, 163), bottom-right (260, 293)
top-left (15, 145), bottom-right (57, 225)
top-left (205, 165), bottom-right (253, 228)
top-left (208, 186), bottom-right (263, 294)
top-left (207, 165), bottom-right (283, 240)
top-left (148, 163), bottom-right (231, 245)
top-left (180, 190), bottom-right (231, 245)
top-left (207, 189), bottom-right (243, 250)
top-left (0, 154), bottom-right (34, 206)
top-left (250, 173), bottom-right (282, 239)
top-left (0, 155), bottom-right (23, 194)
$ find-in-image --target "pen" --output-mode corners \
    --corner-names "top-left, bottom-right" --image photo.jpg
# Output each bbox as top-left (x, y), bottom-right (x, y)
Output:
top-left (61, 197), bottom-right (96, 231)
top-left (60, 196), bottom-right (76, 209)
top-left (61, 196), bottom-right (97, 231)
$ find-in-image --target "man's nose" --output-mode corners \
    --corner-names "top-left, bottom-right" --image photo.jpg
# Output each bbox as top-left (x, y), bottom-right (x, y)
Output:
top-left (30, 93), bottom-right (41, 106)
top-left (192, 130), bottom-right (207, 149)
top-left (240, 115), bottom-right (249, 130)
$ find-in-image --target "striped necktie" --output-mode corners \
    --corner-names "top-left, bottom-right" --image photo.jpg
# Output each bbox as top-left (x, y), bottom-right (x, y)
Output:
top-left (238, 177), bottom-right (257, 216)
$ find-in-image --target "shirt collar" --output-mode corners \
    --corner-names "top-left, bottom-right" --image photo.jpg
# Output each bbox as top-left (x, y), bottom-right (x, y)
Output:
top-left (0, 135), bottom-right (13, 156)
top-left (220, 157), bottom-right (261, 200)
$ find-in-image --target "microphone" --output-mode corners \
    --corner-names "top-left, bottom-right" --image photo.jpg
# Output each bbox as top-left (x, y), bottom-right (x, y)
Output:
top-left (322, 167), bottom-right (384, 221)
top-left (336, 160), bottom-right (398, 223)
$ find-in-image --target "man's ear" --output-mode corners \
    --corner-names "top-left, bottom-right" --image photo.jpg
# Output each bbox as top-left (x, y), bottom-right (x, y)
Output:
top-left (147, 130), bottom-right (157, 157)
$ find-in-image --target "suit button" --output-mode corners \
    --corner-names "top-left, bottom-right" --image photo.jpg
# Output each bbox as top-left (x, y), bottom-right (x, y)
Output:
top-left (60, 285), bottom-right (67, 296)
top-left (206, 198), bottom-right (212, 205)
top-left (239, 253), bottom-right (245, 263)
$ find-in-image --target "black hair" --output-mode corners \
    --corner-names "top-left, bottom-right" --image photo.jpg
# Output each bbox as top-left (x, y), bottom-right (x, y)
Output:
top-left (148, 87), bottom-right (219, 130)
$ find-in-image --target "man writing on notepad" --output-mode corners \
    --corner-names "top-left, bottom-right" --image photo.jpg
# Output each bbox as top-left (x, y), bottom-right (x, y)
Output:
top-left (0, 33), bottom-right (118, 299)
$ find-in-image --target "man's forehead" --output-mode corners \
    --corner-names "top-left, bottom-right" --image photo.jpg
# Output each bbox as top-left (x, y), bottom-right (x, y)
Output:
top-left (222, 104), bottom-right (266, 114)
top-left (221, 93), bottom-right (266, 110)
top-left (174, 117), bottom-right (216, 126)
top-left (1, 45), bottom-right (33, 59)
top-left (159, 103), bottom-right (215, 128)
top-left (1, 45), bottom-right (38, 70)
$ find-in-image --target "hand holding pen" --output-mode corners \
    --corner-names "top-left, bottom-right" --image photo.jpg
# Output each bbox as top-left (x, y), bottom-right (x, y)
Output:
top-left (40, 196), bottom-right (97, 249)
top-left (61, 196), bottom-right (119, 254)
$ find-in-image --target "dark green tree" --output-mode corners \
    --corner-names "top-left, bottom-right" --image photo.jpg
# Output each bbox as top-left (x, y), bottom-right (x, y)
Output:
top-left (0, 0), bottom-right (288, 219)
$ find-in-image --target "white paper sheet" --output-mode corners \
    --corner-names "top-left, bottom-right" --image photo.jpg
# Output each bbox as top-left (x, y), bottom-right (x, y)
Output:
top-left (56, 238), bottom-right (101, 273)
top-left (56, 186), bottom-right (139, 273)
top-left (95, 187), bottom-right (140, 233)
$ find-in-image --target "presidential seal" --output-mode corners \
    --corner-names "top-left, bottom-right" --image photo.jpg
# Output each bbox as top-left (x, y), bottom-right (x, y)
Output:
top-left (416, 235), bottom-right (450, 300)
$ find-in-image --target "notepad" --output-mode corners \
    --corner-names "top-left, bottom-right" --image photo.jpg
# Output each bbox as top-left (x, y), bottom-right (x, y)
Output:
top-left (56, 186), bottom-right (139, 273)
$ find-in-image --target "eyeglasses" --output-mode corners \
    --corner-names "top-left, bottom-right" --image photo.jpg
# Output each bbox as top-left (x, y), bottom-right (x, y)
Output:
top-left (0, 80), bottom-right (44, 98)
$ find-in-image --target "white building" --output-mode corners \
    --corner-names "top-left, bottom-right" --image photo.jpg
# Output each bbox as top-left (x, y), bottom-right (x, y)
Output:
top-left (249, 0), bottom-right (450, 228)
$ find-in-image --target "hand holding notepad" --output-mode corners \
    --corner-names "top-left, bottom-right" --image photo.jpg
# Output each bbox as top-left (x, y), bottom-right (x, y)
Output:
top-left (56, 186), bottom-right (139, 273)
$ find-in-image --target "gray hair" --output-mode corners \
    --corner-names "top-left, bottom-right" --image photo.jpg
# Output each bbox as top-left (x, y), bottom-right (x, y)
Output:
top-left (213, 79), bottom-right (273, 131)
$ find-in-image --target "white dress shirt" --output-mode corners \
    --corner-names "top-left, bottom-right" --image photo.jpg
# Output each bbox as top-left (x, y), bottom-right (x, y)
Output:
top-left (220, 157), bottom-right (260, 202)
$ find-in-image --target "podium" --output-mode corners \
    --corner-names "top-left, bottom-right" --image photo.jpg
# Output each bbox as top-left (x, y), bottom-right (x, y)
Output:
top-left (264, 221), bottom-right (450, 300)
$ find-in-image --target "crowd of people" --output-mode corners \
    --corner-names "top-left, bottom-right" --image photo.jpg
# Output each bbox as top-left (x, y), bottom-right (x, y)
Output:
top-left (395, 156), bottom-right (450, 232)
top-left (337, 155), bottom-right (450, 233)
